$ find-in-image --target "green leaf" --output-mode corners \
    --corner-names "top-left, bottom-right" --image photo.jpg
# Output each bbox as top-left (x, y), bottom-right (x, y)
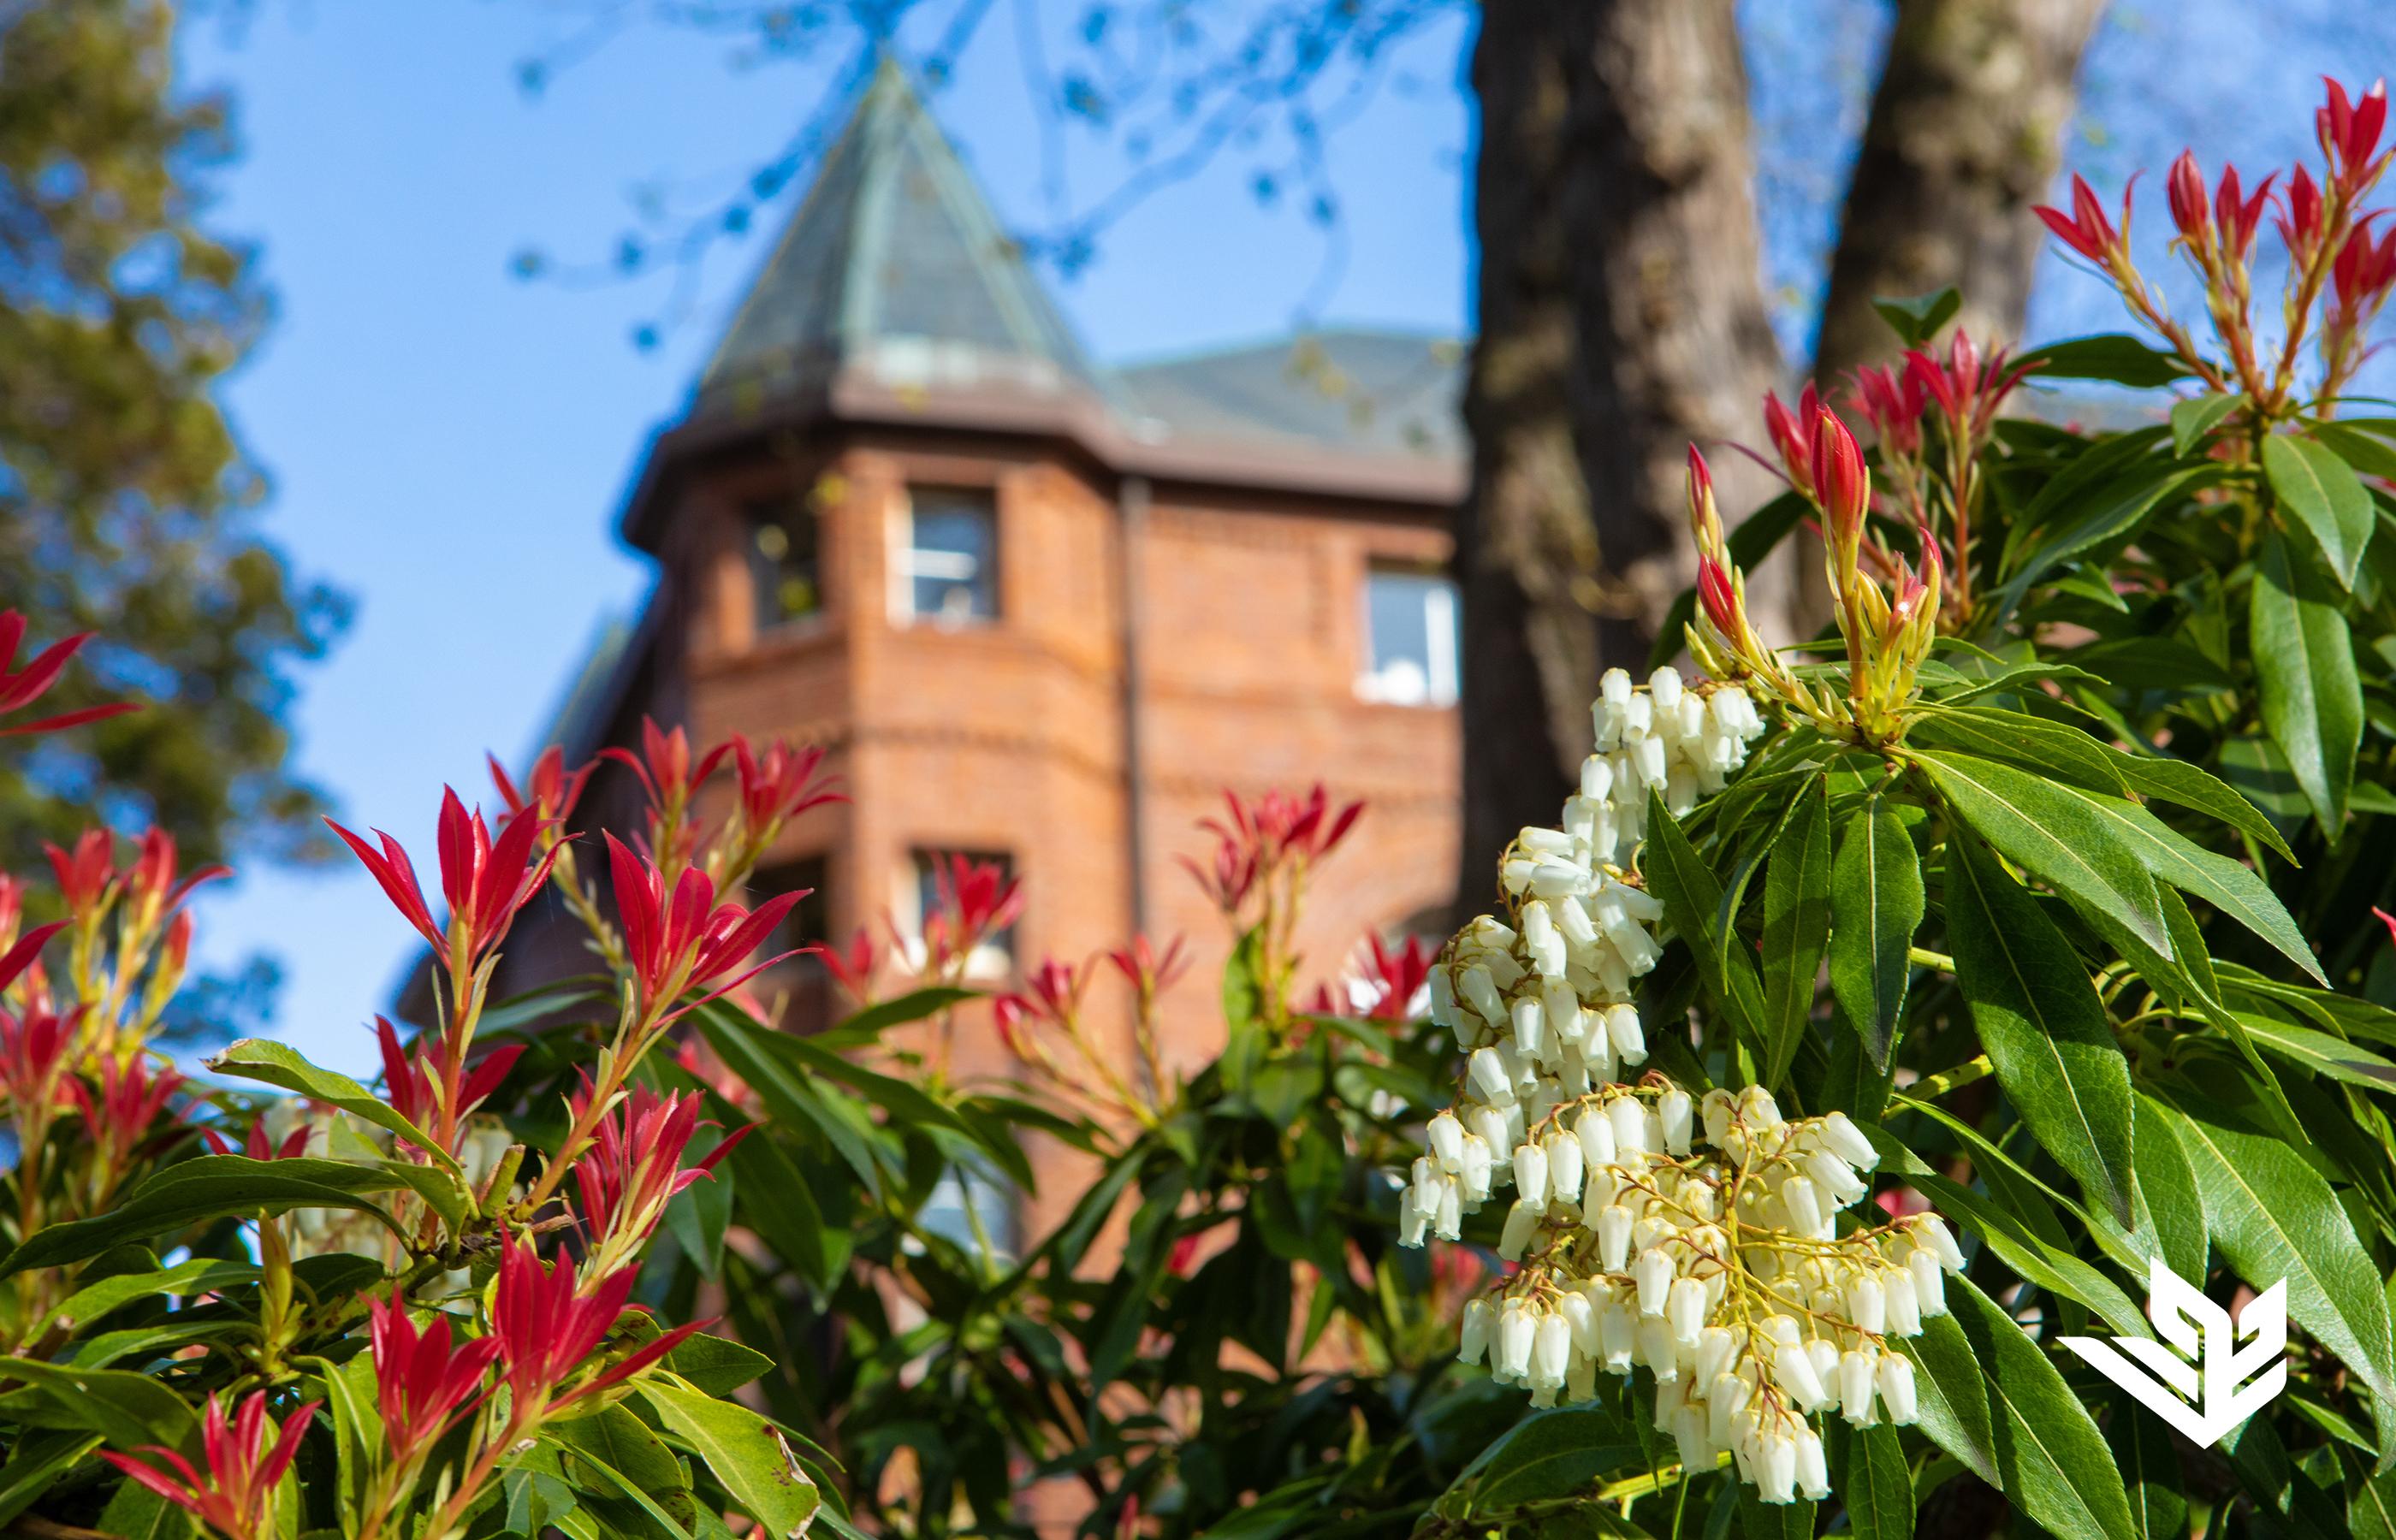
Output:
top-left (1896, 1274), bottom-right (2141, 1540)
top-left (2022, 334), bottom-right (2194, 387)
top-left (723, 1123), bottom-right (845, 1292)
top-left (2254, 529), bottom-right (2363, 833)
top-left (300, 1351), bottom-right (376, 1534)
top-left (662, 1121), bottom-right (734, 1282)
top-left (0, 1357), bottom-right (199, 1451)
top-left (1914, 749), bottom-right (2171, 958)
top-left (2354, 1460), bottom-right (2396, 1540)
top-left (1836, 1423), bottom-right (1913, 1540)
top-left (2237, 1013), bottom-right (2396, 1091)
top-left (0, 1432), bottom-right (103, 1527)
top-left (1864, 1116), bottom-right (2148, 1336)
top-left (2108, 1389), bottom-right (2191, 1540)
top-left (1923, 747), bottom-right (2322, 983)
top-left (1758, 775), bottom-right (1832, 1091)
top-left (644, 1382), bottom-right (820, 1539)
top-left (2131, 1094), bottom-right (2209, 1286)
top-left (1458, 1406), bottom-right (1640, 1513)
top-left (97, 1477), bottom-right (193, 1540)
top-left (812, 986), bottom-right (976, 1048)
top-left (0, 1158), bottom-right (406, 1277)
top-left (41, 1258), bottom-right (257, 1336)
top-left (551, 1401), bottom-right (689, 1490)
top-left (207, 1039), bottom-right (459, 1171)
top-left (1642, 791), bottom-right (1766, 1076)
top-left (1827, 790), bottom-right (1921, 1071)
top-left (377, 1158), bottom-right (476, 1236)
top-left (665, 1333), bottom-right (775, 1398)
top-left (1995, 465), bottom-right (2220, 621)
top-left (1909, 705), bottom-right (2132, 796)
top-left (1735, 1483), bottom-right (1815, 1540)
top-left (1947, 830), bottom-right (2136, 1224)
top-left (2112, 751), bottom-right (2298, 864)
top-left (1873, 286), bottom-right (1961, 346)
top-left (2153, 1096), bottom-right (2396, 1408)
top-left (2265, 432), bottom-right (2375, 589)
top-left (2171, 393), bottom-right (2243, 456)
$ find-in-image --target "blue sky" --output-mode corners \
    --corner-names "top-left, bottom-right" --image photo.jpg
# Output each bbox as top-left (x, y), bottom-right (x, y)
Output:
top-left (172, 0), bottom-right (2388, 1074)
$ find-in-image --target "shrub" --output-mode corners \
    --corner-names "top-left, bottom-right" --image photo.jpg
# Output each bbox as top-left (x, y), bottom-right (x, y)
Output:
top-left (0, 650), bottom-right (834, 1538)
top-left (5, 74), bottom-right (2396, 1540)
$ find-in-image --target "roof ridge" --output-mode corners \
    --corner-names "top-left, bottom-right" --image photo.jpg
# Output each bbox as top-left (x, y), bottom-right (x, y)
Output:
top-left (696, 56), bottom-right (1109, 406)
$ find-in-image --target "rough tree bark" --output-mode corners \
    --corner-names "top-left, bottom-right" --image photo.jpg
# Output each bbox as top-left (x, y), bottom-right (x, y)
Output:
top-left (1812, 0), bottom-right (2108, 382)
top-left (1457, 0), bottom-right (1782, 895)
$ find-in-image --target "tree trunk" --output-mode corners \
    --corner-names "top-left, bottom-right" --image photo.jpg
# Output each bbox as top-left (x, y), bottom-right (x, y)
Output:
top-left (1812, 0), bottom-right (2108, 382)
top-left (1457, 0), bottom-right (1782, 896)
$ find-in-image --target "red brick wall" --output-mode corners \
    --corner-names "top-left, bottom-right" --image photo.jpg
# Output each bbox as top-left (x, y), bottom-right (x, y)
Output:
top-left (531, 428), bottom-right (1460, 1240)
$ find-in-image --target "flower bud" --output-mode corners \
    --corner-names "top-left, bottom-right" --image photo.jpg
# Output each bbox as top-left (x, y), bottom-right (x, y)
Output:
top-left (1910, 1247), bottom-right (1949, 1318)
top-left (1427, 1111), bottom-right (1465, 1171)
top-left (1847, 1275), bottom-right (1887, 1335)
top-left (1634, 1248), bottom-right (1675, 1315)
top-left (1877, 1351), bottom-right (1919, 1424)
top-left (1597, 1205), bottom-right (1634, 1271)
top-left (1544, 1129), bottom-right (1584, 1204)
top-left (1638, 1316), bottom-right (1680, 1382)
top-left (1498, 1199), bottom-right (1539, 1260)
top-left (1510, 996), bottom-right (1546, 1060)
top-left (1594, 1100), bottom-right (1637, 1159)
top-left (1913, 1215), bottom-right (1966, 1270)
top-left (1883, 1265), bottom-right (1923, 1336)
top-left (1839, 1348), bottom-right (1879, 1425)
top-left (1459, 1297), bottom-right (1494, 1364)
top-left (1575, 1107), bottom-right (1617, 1168)
top-left (1774, 1341), bottom-right (1830, 1413)
top-left (1659, 1088), bottom-right (1693, 1156)
top-left (1497, 1302), bottom-right (1536, 1380)
top-left (1514, 1141), bottom-right (1550, 1208)
top-left (1820, 1111), bottom-right (1877, 1170)
top-left (1667, 1277), bottom-right (1707, 1346)
top-left (1794, 1427), bottom-right (1830, 1500)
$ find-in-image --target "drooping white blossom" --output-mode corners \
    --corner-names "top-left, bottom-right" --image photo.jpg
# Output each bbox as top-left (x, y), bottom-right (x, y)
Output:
top-left (1402, 668), bottom-right (1963, 1502)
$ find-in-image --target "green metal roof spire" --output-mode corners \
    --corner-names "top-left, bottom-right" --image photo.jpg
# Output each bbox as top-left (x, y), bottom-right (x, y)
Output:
top-left (697, 56), bottom-right (1106, 408)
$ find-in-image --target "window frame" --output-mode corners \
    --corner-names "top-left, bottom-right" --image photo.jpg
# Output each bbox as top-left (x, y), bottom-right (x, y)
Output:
top-left (901, 847), bottom-right (1017, 980)
top-left (1356, 561), bottom-right (1461, 708)
top-left (890, 486), bottom-right (1001, 628)
top-left (744, 499), bottom-right (827, 636)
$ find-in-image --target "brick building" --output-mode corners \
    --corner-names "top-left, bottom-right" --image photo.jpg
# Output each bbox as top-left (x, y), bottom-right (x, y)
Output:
top-left (502, 62), bottom-right (1464, 1219)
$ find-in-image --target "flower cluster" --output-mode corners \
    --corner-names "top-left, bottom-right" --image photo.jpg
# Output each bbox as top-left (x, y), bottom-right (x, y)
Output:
top-left (1694, 414), bottom-right (1939, 747)
top-left (2037, 75), bottom-right (2393, 411)
top-left (1401, 669), bottom-right (1962, 1503)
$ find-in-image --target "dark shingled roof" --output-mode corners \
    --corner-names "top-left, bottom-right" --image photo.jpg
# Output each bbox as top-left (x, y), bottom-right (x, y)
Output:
top-left (699, 56), bottom-right (1112, 412)
top-left (691, 59), bottom-right (1464, 469)
top-left (1116, 329), bottom-right (1466, 463)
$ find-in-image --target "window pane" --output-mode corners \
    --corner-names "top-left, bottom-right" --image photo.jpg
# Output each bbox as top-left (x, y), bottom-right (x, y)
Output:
top-left (911, 850), bottom-right (1017, 971)
top-left (749, 856), bottom-right (830, 1029)
top-left (918, 1159), bottom-right (1017, 1261)
top-left (905, 491), bottom-right (997, 622)
top-left (747, 505), bottom-right (821, 628)
top-left (1361, 568), bottom-right (1458, 707)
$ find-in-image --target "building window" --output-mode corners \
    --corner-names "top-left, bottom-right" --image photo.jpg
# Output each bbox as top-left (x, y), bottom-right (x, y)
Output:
top-left (1358, 566), bottom-right (1459, 707)
top-left (747, 504), bottom-right (823, 629)
top-left (749, 856), bottom-right (830, 1028)
top-left (905, 849), bottom-right (1016, 979)
top-left (917, 1159), bottom-right (1018, 1262)
top-left (895, 489), bottom-right (998, 625)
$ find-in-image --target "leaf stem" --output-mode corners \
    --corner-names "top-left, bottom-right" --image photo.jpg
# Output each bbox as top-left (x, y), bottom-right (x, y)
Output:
top-left (1908, 1054), bottom-right (1993, 1101)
